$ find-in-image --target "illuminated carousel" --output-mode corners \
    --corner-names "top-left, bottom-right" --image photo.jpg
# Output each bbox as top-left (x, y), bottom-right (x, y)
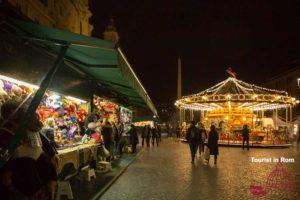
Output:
top-left (175, 76), bottom-right (297, 145)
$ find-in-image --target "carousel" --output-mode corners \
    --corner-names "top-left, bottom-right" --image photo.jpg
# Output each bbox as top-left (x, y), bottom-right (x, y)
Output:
top-left (175, 74), bottom-right (297, 145)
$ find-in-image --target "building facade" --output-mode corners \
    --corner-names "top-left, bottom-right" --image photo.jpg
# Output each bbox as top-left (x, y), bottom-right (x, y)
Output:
top-left (265, 65), bottom-right (300, 100)
top-left (5, 0), bottom-right (93, 36)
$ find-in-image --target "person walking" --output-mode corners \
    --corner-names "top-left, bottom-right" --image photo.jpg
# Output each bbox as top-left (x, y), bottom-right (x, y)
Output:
top-left (102, 120), bottom-right (114, 161)
top-left (141, 125), bottom-right (147, 147)
top-left (186, 121), bottom-right (201, 163)
top-left (145, 125), bottom-right (151, 147)
top-left (129, 124), bottom-right (139, 153)
top-left (207, 125), bottom-right (219, 165)
top-left (151, 125), bottom-right (159, 147)
top-left (242, 124), bottom-right (250, 150)
top-left (157, 124), bottom-right (162, 142)
top-left (112, 122), bottom-right (120, 156)
top-left (198, 122), bottom-right (207, 156)
top-left (118, 123), bottom-right (126, 155)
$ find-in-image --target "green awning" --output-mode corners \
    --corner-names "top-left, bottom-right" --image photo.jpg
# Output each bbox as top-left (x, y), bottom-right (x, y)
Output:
top-left (2, 19), bottom-right (157, 115)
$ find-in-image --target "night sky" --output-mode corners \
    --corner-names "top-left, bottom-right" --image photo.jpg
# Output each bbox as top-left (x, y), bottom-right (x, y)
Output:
top-left (90, 0), bottom-right (300, 106)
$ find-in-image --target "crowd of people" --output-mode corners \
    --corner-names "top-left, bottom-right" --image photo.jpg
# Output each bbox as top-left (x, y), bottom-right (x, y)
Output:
top-left (141, 124), bottom-right (162, 148)
top-left (0, 100), bottom-right (140, 199)
top-left (85, 114), bottom-right (139, 161)
top-left (185, 120), bottom-right (251, 165)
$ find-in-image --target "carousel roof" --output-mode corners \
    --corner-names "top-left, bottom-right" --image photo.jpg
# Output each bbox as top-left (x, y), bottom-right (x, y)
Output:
top-left (191, 77), bottom-right (287, 96)
top-left (175, 77), bottom-right (296, 111)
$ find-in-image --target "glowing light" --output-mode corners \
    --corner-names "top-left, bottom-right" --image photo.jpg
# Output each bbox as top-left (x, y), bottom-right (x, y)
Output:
top-left (225, 116), bottom-right (229, 120)
top-left (228, 101), bottom-right (231, 109)
top-left (242, 117), bottom-right (246, 121)
top-left (0, 75), bottom-right (39, 89)
top-left (204, 117), bottom-right (208, 121)
top-left (226, 94), bottom-right (231, 99)
top-left (66, 96), bottom-right (87, 104)
top-left (296, 100), bottom-right (300, 104)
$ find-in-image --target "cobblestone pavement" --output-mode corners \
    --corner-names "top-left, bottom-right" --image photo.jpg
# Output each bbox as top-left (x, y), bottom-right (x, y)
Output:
top-left (100, 138), bottom-right (300, 200)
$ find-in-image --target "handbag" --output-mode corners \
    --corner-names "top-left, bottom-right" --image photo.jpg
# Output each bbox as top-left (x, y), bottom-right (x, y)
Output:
top-left (100, 145), bottom-right (110, 158)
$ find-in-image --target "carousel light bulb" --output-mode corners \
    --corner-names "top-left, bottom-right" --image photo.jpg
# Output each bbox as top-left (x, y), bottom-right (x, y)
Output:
top-left (277, 95), bottom-right (281, 99)
top-left (226, 94), bottom-right (231, 99)
top-left (296, 100), bottom-right (300, 104)
top-left (225, 116), bottom-right (229, 120)
top-left (205, 117), bottom-right (208, 121)
top-left (252, 94), bottom-right (258, 99)
top-left (242, 117), bottom-right (246, 121)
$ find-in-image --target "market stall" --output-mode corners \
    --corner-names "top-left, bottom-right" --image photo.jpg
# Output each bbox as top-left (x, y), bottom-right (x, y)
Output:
top-left (175, 76), bottom-right (297, 144)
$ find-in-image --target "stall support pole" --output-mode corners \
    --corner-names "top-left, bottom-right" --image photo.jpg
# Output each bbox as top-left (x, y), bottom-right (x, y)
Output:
top-left (0, 44), bottom-right (69, 168)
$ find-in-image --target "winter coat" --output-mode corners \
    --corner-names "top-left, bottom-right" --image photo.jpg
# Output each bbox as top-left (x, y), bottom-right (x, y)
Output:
top-left (186, 125), bottom-right (201, 144)
top-left (129, 127), bottom-right (139, 145)
top-left (208, 129), bottom-right (219, 155)
top-left (242, 127), bottom-right (250, 139)
top-left (102, 125), bottom-right (114, 145)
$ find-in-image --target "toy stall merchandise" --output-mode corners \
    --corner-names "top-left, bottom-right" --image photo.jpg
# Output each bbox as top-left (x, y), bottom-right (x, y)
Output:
top-left (94, 96), bottom-right (119, 123)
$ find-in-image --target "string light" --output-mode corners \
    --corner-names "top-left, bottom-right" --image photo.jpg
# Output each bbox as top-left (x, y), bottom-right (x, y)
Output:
top-left (0, 74), bottom-right (39, 89)
top-left (176, 76), bottom-right (296, 112)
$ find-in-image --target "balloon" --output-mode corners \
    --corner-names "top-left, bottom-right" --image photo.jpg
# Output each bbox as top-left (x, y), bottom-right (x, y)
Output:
top-left (53, 111), bottom-right (59, 118)
top-left (70, 116), bottom-right (76, 124)
top-left (24, 86), bottom-right (30, 93)
top-left (4, 82), bottom-right (12, 92)
top-left (50, 107), bottom-right (55, 113)
top-left (58, 108), bottom-right (66, 117)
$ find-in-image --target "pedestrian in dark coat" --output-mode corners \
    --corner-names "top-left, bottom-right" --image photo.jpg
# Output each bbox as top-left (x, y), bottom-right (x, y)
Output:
top-left (186, 121), bottom-right (201, 163)
top-left (157, 124), bottom-right (162, 142)
top-left (145, 125), bottom-right (151, 147)
top-left (118, 123), bottom-right (126, 155)
top-left (129, 124), bottom-right (139, 153)
top-left (197, 122), bottom-right (207, 155)
top-left (151, 126), bottom-right (159, 147)
top-left (207, 125), bottom-right (219, 165)
top-left (242, 124), bottom-right (250, 150)
top-left (141, 125), bottom-right (147, 147)
top-left (102, 120), bottom-right (114, 161)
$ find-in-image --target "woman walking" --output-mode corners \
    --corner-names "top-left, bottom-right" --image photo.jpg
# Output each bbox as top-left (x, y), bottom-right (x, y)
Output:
top-left (186, 121), bottom-right (200, 164)
top-left (207, 125), bottom-right (219, 165)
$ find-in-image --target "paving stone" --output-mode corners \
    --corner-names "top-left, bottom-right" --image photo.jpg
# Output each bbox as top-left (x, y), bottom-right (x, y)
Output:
top-left (101, 138), bottom-right (300, 200)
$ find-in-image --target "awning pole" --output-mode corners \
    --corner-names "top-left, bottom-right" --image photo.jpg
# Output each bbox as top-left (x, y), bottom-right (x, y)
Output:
top-left (0, 44), bottom-right (69, 168)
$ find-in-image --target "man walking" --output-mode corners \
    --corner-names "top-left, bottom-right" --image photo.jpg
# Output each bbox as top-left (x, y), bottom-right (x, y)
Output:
top-left (186, 121), bottom-right (201, 163)
top-left (198, 122), bottom-right (207, 155)
top-left (242, 124), bottom-right (250, 150)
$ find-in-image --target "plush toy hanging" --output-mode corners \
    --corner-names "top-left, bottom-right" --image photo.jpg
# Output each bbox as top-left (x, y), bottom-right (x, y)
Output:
top-left (0, 80), bottom-right (7, 96)
top-left (58, 107), bottom-right (66, 117)
top-left (4, 82), bottom-right (13, 93)
top-left (37, 109), bottom-right (46, 122)
top-left (24, 86), bottom-right (31, 93)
